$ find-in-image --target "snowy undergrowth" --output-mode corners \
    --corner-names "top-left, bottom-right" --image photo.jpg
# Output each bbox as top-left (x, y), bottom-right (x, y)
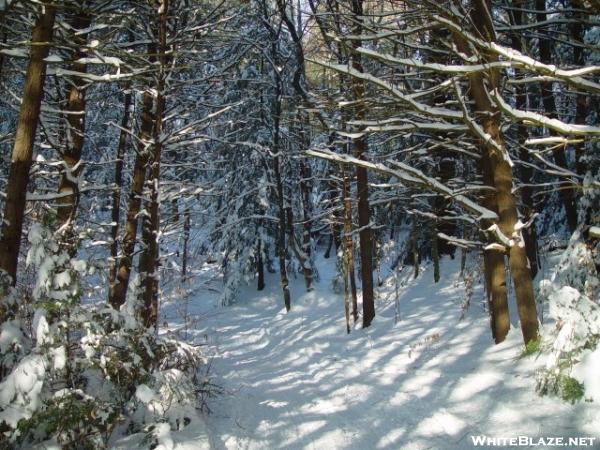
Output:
top-left (537, 230), bottom-right (600, 403)
top-left (0, 223), bottom-right (207, 449)
top-left (161, 252), bottom-right (598, 450)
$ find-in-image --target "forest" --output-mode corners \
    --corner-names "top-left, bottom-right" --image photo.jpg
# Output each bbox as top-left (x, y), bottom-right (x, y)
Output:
top-left (0, 0), bottom-right (599, 448)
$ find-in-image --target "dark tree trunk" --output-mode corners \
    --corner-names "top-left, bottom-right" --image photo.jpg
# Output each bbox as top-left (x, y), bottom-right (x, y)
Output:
top-left (109, 90), bottom-right (153, 310)
top-left (324, 234), bottom-right (334, 259)
top-left (509, 1), bottom-right (540, 278)
top-left (454, 0), bottom-right (539, 345)
top-left (341, 163), bottom-right (358, 323)
top-left (139, 0), bottom-right (169, 329)
top-left (56, 10), bottom-right (91, 229)
top-left (329, 171), bottom-right (343, 255)
top-left (275, 154), bottom-right (291, 311)
top-left (0, 4), bottom-right (55, 292)
top-left (351, 0), bottom-right (375, 328)
top-left (257, 238), bottom-right (265, 291)
top-left (432, 219), bottom-right (440, 283)
top-left (182, 208), bottom-right (191, 283)
top-left (273, 90), bottom-right (291, 311)
top-left (300, 155), bottom-right (313, 289)
top-left (411, 215), bottom-right (419, 279)
top-left (480, 157), bottom-right (510, 344)
top-left (569, 3), bottom-right (588, 177)
top-left (535, 0), bottom-right (578, 232)
top-left (108, 86), bottom-right (133, 298)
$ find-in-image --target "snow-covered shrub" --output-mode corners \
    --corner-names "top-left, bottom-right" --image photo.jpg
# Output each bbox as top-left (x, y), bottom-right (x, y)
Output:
top-left (536, 232), bottom-right (600, 403)
top-left (0, 272), bottom-right (30, 380)
top-left (0, 222), bottom-right (207, 448)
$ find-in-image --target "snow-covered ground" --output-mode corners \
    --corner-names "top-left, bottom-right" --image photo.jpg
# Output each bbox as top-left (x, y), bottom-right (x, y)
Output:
top-left (156, 254), bottom-right (600, 450)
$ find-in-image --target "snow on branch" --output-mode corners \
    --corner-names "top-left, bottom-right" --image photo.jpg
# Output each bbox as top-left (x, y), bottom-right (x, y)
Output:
top-left (359, 122), bottom-right (468, 134)
top-left (306, 59), bottom-right (463, 120)
top-left (485, 224), bottom-right (512, 248)
top-left (306, 148), bottom-right (498, 222)
top-left (452, 79), bottom-right (510, 164)
top-left (492, 90), bottom-right (600, 136)
top-left (437, 233), bottom-right (482, 249)
top-left (433, 15), bottom-right (600, 94)
top-left (525, 137), bottom-right (585, 146)
top-left (355, 46), bottom-right (517, 75)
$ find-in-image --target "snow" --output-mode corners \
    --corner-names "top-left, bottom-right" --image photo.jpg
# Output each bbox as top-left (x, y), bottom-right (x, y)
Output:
top-left (492, 90), bottom-right (600, 136)
top-left (136, 384), bottom-right (157, 404)
top-left (51, 345), bottom-right (66, 371)
top-left (157, 254), bottom-right (599, 449)
top-left (572, 347), bottom-right (600, 402)
top-left (154, 422), bottom-right (175, 450)
top-left (0, 320), bottom-right (25, 353)
top-left (306, 148), bottom-right (498, 222)
top-left (54, 270), bottom-right (71, 288)
top-left (0, 48), bottom-right (27, 58)
top-left (44, 55), bottom-right (63, 63)
top-left (0, 354), bottom-right (46, 428)
top-left (33, 310), bottom-right (50, 345)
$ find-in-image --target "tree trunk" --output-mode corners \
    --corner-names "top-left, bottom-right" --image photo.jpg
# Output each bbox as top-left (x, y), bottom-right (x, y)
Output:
top-left (109, 90), bottom-right (153, 310)
top-left (182, 208), bottom-right (190, 283)
top-left (569, 3), bottom-right (588, 177)
top-left (139, 0), bottom-right (169, 329)
top-left (535, 0), bottom-right (578, 232)
top-left (0, 29), bottom-right (7, 82)
top-left (351, 0), bottom-right (375, 328)
top-left (342, 163), bottom-right (358, 323)
top-left (299, 155), bottom-right (313, 290)
top-left (273, 86), bottom-right (291, 311)
top-left (56, 10), bottom-right (91, 229)
top-left (454, 0), bottom-right (539, 345)
top-left (411, 215), bottom-right (419, 279)
top-left (257, 237), bottom-right (265, 291)
top-left (480, 157), bottom-right (510, 344)
top-left (275, 154), bottom-right (291, 311)
top-left (432, 219), bottom-right (440, 283)
top-left (328, 169), bottom-right (342, 256)
top-left (0, 4), bottom-right (55, 291)
top-left (509, 2), bottom-right (540, 278)
top-left (108, 86), bottom-right (133, 298)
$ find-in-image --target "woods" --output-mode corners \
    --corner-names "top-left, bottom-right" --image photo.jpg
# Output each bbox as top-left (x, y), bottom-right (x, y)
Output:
top-left (0, 0), bottom-right (599, 447)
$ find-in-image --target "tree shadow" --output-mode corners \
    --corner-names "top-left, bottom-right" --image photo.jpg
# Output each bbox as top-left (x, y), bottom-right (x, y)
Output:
top-left (175, 257), bottom-right (597, 450)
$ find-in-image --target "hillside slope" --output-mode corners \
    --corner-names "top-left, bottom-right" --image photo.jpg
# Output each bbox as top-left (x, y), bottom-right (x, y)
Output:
top-left (160, 256), bottom-right (599, 450)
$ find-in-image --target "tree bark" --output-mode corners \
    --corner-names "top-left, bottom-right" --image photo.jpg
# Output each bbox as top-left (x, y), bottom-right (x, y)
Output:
top-left (432, 219), bottom-right (440, 283)
top-left (411, 215), bottom-right (419, 279)
top-left (535, 0), bottom-right (578, 232)
top-left (453, 0), bottom-right (539, 345)
top-left (299, 154), bottom-right (313, 290)
top-left (569, 2), bottom-right (588, 177)
top-left (182, 208), bottom-right (191, 283)
top-left (480, 157), bottom-right (510, 344)
top-left (273, 87), bottom-right (291, 312)
top-left (56, 10), bottom-right (91, 229)
top-left (108, 86), bottom-right (133, 299)
top-left (257, 237), bottom-right (265, 291)
top-left (109, 90), bottom-right (153, 310)
top-left (509, 1), bottom-right (540, 278)
top-left (139, 0), bottom-right (169, 329)
top-left (275, 155), bottom-right (291, 311)
top-left (351, 0), bottom-right (375, 328)
top-left (0, 4), bottom-right (55, 290)
top-left (341, 163), bottom-right (358, 323)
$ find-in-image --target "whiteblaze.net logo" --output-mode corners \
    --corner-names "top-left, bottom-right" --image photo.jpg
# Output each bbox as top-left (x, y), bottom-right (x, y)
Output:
top-left (470, 435), bottom-right (598, 447)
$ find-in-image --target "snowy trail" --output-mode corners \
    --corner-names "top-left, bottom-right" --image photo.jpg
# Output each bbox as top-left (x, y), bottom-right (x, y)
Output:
top-left (166, 257), bottom-right (599, 450)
